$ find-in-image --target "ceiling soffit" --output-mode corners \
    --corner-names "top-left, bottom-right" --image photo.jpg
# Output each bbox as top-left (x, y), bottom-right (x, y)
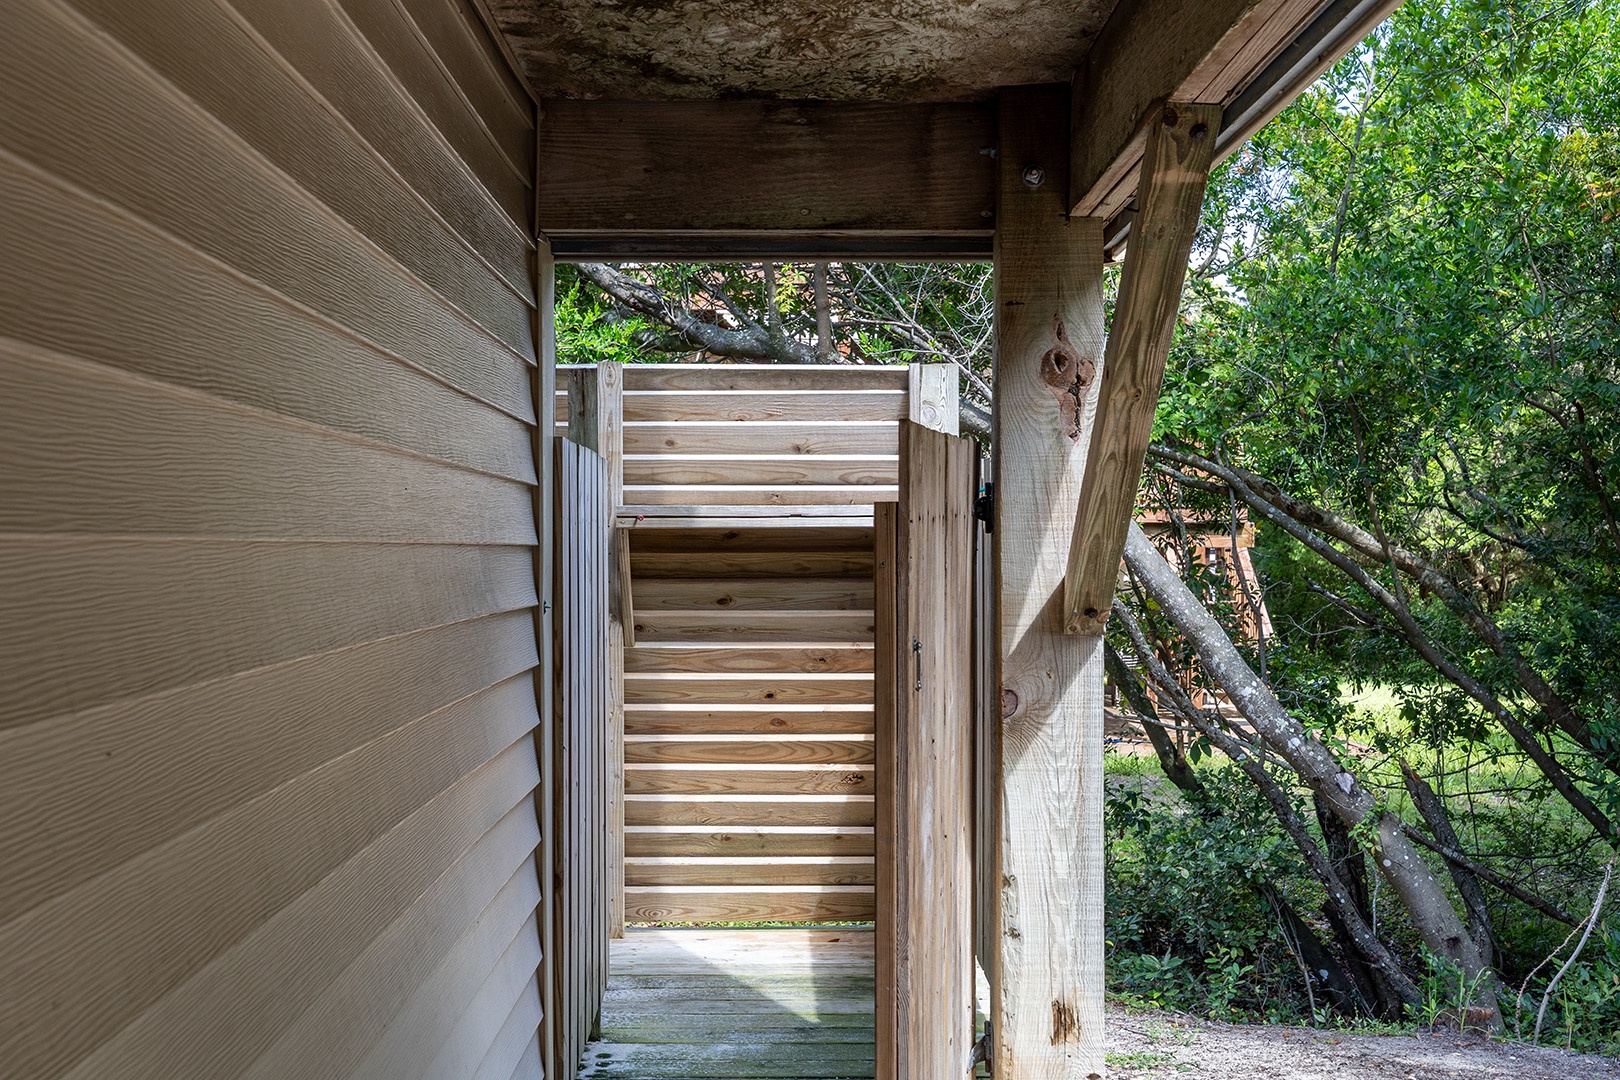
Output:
top-left (485, 0), bottom-right (1120, 102)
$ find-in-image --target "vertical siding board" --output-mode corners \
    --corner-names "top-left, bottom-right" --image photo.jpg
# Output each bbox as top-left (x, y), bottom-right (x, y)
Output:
top-left (5, 0), bottom-right (540, 1077)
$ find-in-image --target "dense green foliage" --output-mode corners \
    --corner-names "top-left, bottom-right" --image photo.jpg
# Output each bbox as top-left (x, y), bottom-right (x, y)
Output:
top-left (1117, 0), bottom-right (1620, 1047)
top-left (1165, 0), bottom-right (1620, 775)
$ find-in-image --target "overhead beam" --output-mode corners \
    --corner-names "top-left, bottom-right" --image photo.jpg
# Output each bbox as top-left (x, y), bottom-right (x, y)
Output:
top-left (991, 83), bottom-right (1108, 1079)
top-left (1064, 102), bottom-right (1219, 636)
top-left (1069, 0), bottom-right (1403, 223)
top-left (537, 100), bottom-right (996, 259)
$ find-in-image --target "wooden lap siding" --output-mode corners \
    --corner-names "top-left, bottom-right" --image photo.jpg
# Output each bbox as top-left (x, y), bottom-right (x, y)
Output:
top-left (0, 0), bottom-right (544, 1078)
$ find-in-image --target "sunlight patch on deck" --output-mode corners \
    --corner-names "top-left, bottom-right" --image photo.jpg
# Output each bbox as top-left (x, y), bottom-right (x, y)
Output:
top-left (579, 928), bottom-right (876, 1080)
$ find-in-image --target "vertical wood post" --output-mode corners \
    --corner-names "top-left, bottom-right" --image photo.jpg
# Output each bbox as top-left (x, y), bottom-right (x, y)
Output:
top-left (565, 362), bottom-right (627, 938)
top-left (992, 84), bottom-right (1108, 1079)
top-left (874, 504), bottom-right (898, 1080)
top-left (909, 362), bottom-right (960, 436)
top-left (535, 242), bottom-right (558, 1080)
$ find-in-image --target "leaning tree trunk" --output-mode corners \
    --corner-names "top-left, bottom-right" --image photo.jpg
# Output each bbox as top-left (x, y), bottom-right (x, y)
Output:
top-left (1121, 522), bottom-right (1502, 1025)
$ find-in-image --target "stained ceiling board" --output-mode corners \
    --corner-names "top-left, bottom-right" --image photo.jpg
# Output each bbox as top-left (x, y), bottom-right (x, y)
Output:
top-left (485, 0), bottom-right (1120, 102)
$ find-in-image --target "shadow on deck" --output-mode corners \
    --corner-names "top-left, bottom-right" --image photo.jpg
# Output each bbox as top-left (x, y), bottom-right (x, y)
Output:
top-left (579, 928), bottom-right (876, 1080)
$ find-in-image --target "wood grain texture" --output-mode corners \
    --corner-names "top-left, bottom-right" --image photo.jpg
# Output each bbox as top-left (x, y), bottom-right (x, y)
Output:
top-left (0, 540), bottom-right (533, 730)
top-left (56, 0), bottom-right (535, 339)
top-left (625, 857), bottom-right (876, 887)
top-left (0, 4), bottom-right (535, 401)
top-left (874, 504), bottom-right (900, 1080)
top-left (625, 422), bottom-right (898, 457)
top-left (628, 526), bottom-right (875, 553)
top-left (535, 241), bottom-right (560, 1080)
top-left (0, 613), bottom-right (534, 924)
top-left (5, 738), bottom-right (538, 1078)
top-left (626, 796), bottom-right (875, 828)
top-left (3, 2), bottom-right (540, 1078)
top-left (0, 341), bottom-right (534, 539)
top-left (625, 675), bottom-right (874, 706)
top-left (876, 425), bottom-right (977, 1080)
top-left (624, 827), bottom-right (876, 858)
top-left (321, 0), bottom-right (532, 203)
top-left (625, 764), bottom-right (875, 796)
top-left (633, 611), bottom-right (876, 644)
top-left (624, 390), bottom-right (907, 423)
top-left (1065, 102), bottom-right (1219, 634)
top-left (621, 364), bottom-right (908, 392)
top-left (624, 887), bottom-right (877, 924)
top-left (625, 736), bottom-right (875, 765)
top-left (632, 579), bottom-right (874, 612)
top-left (1069, 0), bottom-right (1322, 218)
top-left (908, 364), bottom-right (961, 436)
top-left (625, 646), bottom-right (874, 674)
top-left (624, 455), bottom-right (899, 488)
top-left (625, 705), bottom-right (876, 736)
top-left (625, 484), bottom-right (901, 506)
top-left (554, 438), bottom-right (615, 1077)
top-left (0, 156), bottom-right (534, 440)
top-left (631, 551), bottom-right (876, 580)
top-left (239, 863), bottom-right (539, 1080)
top-left (538, 100), bottom-right (994, 239)
top-left (992, 85), bottom-right (1109, 1078)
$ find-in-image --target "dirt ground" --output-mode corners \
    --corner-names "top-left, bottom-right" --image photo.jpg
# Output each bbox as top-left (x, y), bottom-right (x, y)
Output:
top-left (1107, 1006), bottom-right (1620, 1079)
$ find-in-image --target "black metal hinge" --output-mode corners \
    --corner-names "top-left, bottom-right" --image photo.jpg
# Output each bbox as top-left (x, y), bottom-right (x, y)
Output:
top-left (972, 481), bottom-right (995, 532)
top-left (970, 1020), bottom-right (993, 1074)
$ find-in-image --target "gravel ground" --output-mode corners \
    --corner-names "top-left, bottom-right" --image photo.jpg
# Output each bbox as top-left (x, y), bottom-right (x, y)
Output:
top-left (1107, 1006), bottom-right (1620, 1079)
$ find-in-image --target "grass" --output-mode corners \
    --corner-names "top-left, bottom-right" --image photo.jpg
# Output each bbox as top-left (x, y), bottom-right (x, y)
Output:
top-left (1105, 1050), bottom-right (1182, 1070)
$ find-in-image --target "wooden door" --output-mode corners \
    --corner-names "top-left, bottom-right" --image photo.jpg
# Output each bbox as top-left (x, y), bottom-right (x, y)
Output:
top-left (876, 421), bottom-right (978, 1080)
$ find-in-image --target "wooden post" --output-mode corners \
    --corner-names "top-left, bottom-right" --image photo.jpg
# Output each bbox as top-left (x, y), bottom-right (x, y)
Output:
top-left (564, 362), bottom-right (627, 939)
top-left (908, 362), bottom-right (960, 436)
top-left (1064, 102), bottom-right (1219, 634)
top-left (991, 84), bottom-right (1108, 1079)
top-left (534, 242), bottom-right (558, 1080)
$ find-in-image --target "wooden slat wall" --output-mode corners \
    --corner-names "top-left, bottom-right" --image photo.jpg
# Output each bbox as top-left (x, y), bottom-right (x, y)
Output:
top-left (622, 527), bottom-right (879, 923)
top-left (0, 0), bottom-right (544, 1078)
top-left (556, 364), bottom-right (923, 514)
top-left (552, 440), bottom-right (614, 1079)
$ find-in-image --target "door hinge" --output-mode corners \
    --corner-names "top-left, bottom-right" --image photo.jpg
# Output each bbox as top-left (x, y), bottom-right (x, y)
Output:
top-left (972, 482), bottom-right (995, 532)
top-left (970, 1021), bottom-right (993, 1074)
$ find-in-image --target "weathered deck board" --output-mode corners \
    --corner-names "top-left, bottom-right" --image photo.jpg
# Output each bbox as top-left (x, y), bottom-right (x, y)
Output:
top-left (580, 929), bottom-right (876, 1080)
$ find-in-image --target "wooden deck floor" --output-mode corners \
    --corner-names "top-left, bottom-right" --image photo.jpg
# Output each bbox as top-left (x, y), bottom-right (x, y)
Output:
top-left (579, 928), bottom-right (876, 1080)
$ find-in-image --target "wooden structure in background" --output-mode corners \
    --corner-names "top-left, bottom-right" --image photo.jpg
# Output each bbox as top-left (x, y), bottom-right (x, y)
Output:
top-left (551, 439), bottom-right (613, 1072)
top-left (4, 0), bottom-right (1404, 1074)
top-left (557, 364), bottom-right (960, 929)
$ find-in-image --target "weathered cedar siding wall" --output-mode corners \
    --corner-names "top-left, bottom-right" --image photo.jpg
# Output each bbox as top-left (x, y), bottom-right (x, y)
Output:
top-left (0, 0), bottom-right (544, 1076)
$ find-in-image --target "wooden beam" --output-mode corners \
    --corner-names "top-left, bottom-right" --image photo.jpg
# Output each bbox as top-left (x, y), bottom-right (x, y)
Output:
top-left (538, 100), bottom-right (995, 256)
top-left (1064, 103), bottom-right (1218, 636)
top-left (1070, 0), bottom-right (1322, 220)
top-left (908, 363), bottom-right (960, 436)
top-left (990, 84), bottom-right (1108, 1079)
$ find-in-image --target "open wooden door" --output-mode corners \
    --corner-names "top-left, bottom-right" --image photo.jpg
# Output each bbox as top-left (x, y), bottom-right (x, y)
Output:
top-left (876, 421), bottom-right (978, 1080)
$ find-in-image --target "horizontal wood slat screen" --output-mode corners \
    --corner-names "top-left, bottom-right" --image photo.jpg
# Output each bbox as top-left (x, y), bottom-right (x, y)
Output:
top-left (1, 0), bottom-right (543, 1077)
top-left (621, 524), bottom-right (879, 924)
top-left (554, 363), bottom-right (956, 517)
